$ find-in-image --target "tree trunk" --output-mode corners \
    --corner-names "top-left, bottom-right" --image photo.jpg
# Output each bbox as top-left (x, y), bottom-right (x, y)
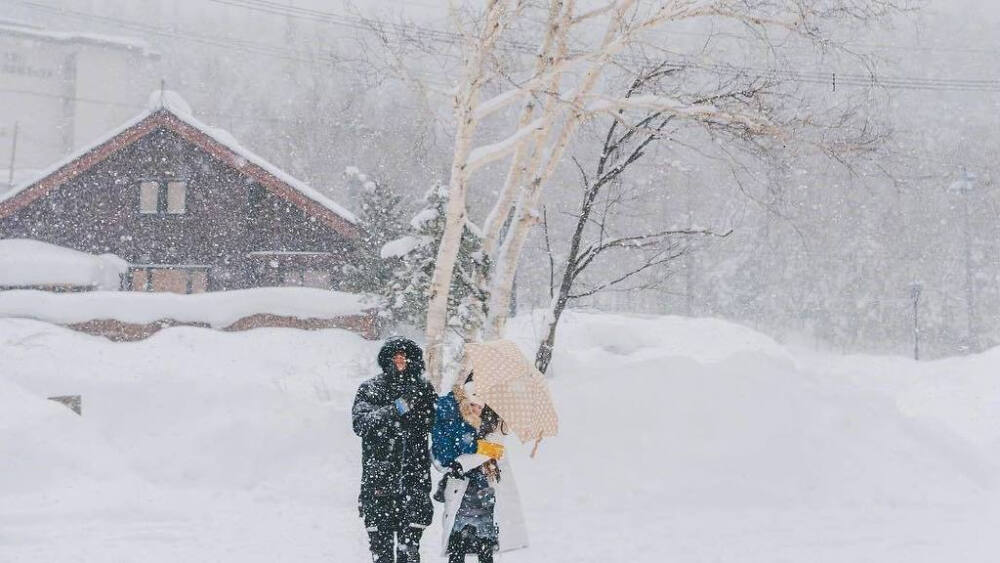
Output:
top-left (535, 275), bottom-right (574, 373)
top-left (424, 0), bottom-right (508, 389)
top-left (486, 5), bottom-right (630, 337)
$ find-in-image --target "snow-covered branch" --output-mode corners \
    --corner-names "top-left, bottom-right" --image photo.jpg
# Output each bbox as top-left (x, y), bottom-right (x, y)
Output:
top-left (466, 118), bottom-right (546, 172)
top-left (585, 94), bottom-right (773, 133)
top-left (567, 248), bottom-right (686, 300)
top-left (574, 228), bottom-right (732, 277)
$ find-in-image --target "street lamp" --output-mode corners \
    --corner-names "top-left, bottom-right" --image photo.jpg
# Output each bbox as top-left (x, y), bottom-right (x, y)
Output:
top-left (910, 282), bottom-right (922, 360)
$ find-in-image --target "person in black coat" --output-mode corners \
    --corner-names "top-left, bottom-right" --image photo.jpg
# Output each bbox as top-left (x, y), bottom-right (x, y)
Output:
top-left (353, 337), bottom-right (437, 562)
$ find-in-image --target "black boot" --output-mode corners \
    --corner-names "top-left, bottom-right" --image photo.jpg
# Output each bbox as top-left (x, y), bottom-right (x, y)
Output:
top-left (477, 538), bottom-right (495, 563)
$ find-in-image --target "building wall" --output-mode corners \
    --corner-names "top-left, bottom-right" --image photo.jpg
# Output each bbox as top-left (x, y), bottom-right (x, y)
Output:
top-left (0, 26), bottom-right (158, 172)
top-left (0, 128), bottom-right (354, 291)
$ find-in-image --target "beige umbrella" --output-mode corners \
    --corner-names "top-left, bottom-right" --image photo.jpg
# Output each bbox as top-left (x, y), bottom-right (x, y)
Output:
top-left (463, 339), bottom-right (559, 456)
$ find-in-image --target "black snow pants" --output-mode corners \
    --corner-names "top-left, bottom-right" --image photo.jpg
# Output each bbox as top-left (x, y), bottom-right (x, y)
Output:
top-left (447, 526), bottom-right (494, 563)
top-left (367, 525), bottom-right (423, 562)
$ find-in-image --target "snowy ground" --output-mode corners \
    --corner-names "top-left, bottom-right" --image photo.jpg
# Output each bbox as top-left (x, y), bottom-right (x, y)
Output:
top-left (1, 311), bottom-right (998, 562)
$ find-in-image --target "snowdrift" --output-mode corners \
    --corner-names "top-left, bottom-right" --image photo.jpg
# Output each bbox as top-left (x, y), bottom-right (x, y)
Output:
top-left (0, 239), bottom-right (127, 290)
top-left (1, 311), bottom-right (998, 561)
top-left (0, 287), bottom-right (377, 340)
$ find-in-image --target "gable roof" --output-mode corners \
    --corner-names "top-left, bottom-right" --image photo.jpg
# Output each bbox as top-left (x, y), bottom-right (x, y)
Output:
top-left (0, 91), bottom-right (358, 239)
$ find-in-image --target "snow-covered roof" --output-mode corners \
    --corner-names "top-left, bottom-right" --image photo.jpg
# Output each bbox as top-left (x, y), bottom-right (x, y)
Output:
top-left (0, 239), bottom-right (127, 290)
top-left (146, 90), bottom-right (358, 225)
top-left (0, 90), bottom-right (358, 236)
top-left (0, 22), bottom-right (157, 57)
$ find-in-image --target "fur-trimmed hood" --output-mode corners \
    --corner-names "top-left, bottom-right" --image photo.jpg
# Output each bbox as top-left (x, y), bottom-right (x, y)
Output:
top-left (377, 336), bottom-right (426, 381)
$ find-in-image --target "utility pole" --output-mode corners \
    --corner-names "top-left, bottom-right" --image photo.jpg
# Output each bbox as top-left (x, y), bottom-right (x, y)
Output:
top-left (684, 170), bottom-right (694, 317)
top-left (952, 169), bottom-right (976, 351)
top-left (7, 121), bottom-right (18, 188)
top-left (910, 282), bottom-right (922, 360)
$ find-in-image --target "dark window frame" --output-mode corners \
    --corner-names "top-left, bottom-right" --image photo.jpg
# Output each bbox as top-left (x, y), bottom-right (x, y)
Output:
top-left (137, 179), bottom-right (188, 215)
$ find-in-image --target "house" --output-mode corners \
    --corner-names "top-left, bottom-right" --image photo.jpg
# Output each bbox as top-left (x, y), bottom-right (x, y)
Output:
top-left (0, 91), bottom-right (360, 293)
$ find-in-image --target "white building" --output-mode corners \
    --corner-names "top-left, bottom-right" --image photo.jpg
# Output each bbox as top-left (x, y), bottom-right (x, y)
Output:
top-left (0, 20), bottom-right (159, 183)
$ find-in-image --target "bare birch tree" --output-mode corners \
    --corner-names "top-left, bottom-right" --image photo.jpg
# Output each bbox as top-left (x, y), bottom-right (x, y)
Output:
top-left (533, 62), bottom-right (745, 373)
top-left (423, 0), bottom-right (910, 388)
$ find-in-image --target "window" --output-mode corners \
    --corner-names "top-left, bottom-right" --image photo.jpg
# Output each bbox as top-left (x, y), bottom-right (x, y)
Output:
top-left (138, 180), bottom-right (188, 214)
top-left (129, 267), bottom-right (209, 293)
top-left (150, 268), bottom-right (189, 293)
top-left (281, 270), bottom-right (303, 286)
top-left (129, 268), bottom-right (150, 291)
top-left (302, 269), bottom-right (331, 289)
top-left (167, 181), bottom-right (187, 214)
top-left (139, 181), bottom-right (159, 214)
top-left (280, 269), bottom-right (332, 289)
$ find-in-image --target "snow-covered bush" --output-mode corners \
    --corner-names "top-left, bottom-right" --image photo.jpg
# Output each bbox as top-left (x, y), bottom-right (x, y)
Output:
top-left (340, 167), bottom-right (406, 295)
top-left (382, 183), bottom-right (489, 334)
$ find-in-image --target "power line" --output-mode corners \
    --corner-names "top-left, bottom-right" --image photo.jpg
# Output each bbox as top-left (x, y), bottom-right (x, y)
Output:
top-left (1, 0), bottom-right (460, 90)
top-left (0, 87), bottom-right (367, 128)
top-left (208, 0), bottom-right (1000, 93)
top-left (7, 0), bottom-right (1000, 93)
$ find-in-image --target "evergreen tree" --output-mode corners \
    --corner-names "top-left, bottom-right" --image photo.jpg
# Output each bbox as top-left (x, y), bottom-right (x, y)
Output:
top-left (342, 167), bottom-right (406, 294)
top-left (383, 183), bottom-right (489, 334)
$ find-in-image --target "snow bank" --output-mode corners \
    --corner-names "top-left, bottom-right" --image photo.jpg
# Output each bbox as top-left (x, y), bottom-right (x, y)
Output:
top-left (1, 312), bottom-right (998, 561)
top-left (0, 320), bottom-right (377, 561)
top-left (506, 312), bottom-right (991, 506)
top-left (0, 239), bottom-right (127, 290)
top-left (0, 287), bottom-right (369, 327)
top-left (508, 309), bottom-right (795, 367)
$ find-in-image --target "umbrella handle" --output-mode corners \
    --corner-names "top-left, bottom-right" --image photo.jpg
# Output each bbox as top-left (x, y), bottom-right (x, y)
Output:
top-left (530, 431), bottom-right (543, 458)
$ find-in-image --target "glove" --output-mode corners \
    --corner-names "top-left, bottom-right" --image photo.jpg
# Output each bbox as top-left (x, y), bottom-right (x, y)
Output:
top-left (447, 461), bottom-right (466, 479)
top-left (476, 440), bottom-right (505, 460)
top-left (393, 398), bottom-right (410, 415)
top-left (399, 389), bottom-right (432, 415)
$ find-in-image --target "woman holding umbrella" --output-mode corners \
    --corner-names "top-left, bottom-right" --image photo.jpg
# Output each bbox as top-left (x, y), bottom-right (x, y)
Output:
top-left (432, 339), bottom-right (558, 561)
top-left (431, 374), bottom-right (506, 562)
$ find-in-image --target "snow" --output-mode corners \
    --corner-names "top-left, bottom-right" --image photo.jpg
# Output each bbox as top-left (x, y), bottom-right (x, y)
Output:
top-left (343, 166), bottom-right (368, 183)
top-left (409, 207), bottom-right (439, 230)
top-left (380, 235), bottom-right (425, 258)
top-left (0, 22), bottom-right (156, 56)
top-left (247, 250), bottom-right (334, 257)
top-left (0, 239), bottom-right (127, 290)
top-left (466, 118), bottom-right (545, 172)
top-left (0, 287), bottom-right (368, 328)
top-left (1, 91), bottom-right (358, 226)
top-left (146, 89), bottom-right (193, 116)
top-left (474, 88), bottom-right (527, 120)
top-left (1, 311), bottom-right (998, 561)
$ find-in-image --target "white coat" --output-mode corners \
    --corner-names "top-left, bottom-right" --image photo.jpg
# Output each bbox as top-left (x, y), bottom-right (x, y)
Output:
top-left (438, 434), bottom-right (529, 556)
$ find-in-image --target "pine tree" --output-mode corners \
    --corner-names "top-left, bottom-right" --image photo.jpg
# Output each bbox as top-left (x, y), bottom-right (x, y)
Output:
top-left (383, 183), bottom-right (489, 334)
top-left (342, 167), bottom-right (406, 294)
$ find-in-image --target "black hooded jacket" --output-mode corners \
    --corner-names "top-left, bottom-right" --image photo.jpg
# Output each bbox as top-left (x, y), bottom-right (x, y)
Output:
top-left (352, 337), bottom-right (437, 528)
